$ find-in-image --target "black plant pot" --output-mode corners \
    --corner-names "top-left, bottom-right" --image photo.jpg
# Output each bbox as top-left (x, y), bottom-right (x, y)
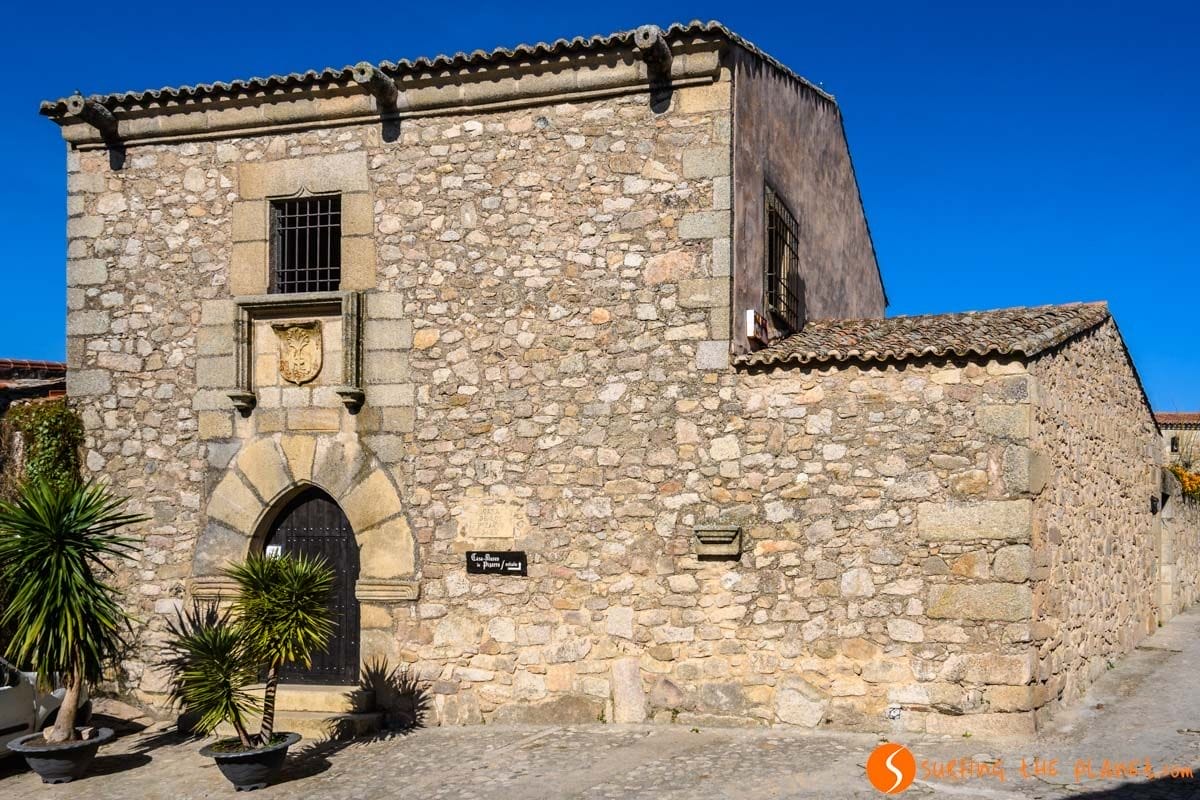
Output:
top-left (199, 732), bottom-right (301, 791)
top-left (9, 727), bottom-right (115, 784)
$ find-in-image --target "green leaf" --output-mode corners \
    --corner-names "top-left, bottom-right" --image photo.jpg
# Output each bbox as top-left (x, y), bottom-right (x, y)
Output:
top-left (225, 553), bottom-right (335, 671)
top-left (157, 553), bottom-right (334, 739)
top-left (161, 602), bottom-right (260, 737)
top-left (5, 400), bottom-right (84, 492)
top-left (0, 479), bottom-right (146, 689)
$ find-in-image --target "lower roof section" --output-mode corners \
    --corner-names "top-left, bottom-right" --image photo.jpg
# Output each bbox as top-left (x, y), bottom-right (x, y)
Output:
top-left (734, 302), bottom-right (1111, 369)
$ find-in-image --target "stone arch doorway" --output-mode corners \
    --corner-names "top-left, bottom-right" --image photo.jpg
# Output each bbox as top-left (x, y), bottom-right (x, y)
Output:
top-left (263, 487), bottom-right (361, 685)
top-left (192, 434), bottom-right (421, 671)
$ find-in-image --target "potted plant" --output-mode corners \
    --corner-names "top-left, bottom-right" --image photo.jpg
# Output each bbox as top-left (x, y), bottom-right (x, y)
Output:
top-left (0, 479), bottom-right (146, 783)
top-left (165, 553), bottom-right (333, 791)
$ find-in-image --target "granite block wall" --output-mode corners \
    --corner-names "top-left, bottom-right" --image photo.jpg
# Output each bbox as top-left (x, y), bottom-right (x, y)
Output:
top-left (60, 77), bottom-right (1196, 735)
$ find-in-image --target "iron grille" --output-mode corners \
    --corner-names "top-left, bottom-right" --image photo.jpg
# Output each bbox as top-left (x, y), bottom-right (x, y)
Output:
top-left (765, 185), bottom-right (804, 332)
top-left (270, 194), bottom-right (342, 294)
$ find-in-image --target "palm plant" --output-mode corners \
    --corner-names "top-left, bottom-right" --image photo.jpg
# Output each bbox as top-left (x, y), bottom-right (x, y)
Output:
top-left (165, 553), bottom-right (334, 749)
top-left (162, 602), bottom-right (261, 749)
top-left (0, 480), bottom-right (146, 743)
top-left (227, 553), bottom-right (334, 742)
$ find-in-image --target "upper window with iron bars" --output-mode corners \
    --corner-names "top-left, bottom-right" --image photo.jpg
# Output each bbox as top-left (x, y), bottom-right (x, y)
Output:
top-left (270, 194), bottom-right (342, 294)
top-left (764, 185), bottom-right (805, 334)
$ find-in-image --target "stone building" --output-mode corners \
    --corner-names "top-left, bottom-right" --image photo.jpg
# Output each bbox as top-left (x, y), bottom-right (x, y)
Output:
top-left (43, 22), bottom-right (1195, 736)
top-left (1155, 412), bottom-right (1200, 621)
top-left (0, 359), bottom-right (67, 493)
top-left (1156, 411), bottom-right (1200, 463)
top-left (0, 358), bottom-right (66, 416)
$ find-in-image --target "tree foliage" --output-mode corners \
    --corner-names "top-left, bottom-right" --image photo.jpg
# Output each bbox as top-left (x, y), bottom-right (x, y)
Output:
top-left (1169, 464), bottom-right (1200, 502)
top-left (163, 553), bottom-right (334, 748)
top-left (162, 603), bottom-right (260, 747)
top-left (0, 480), bottom-right (146, 741)
top-left (6, 400), bottom-right (83, 493)
top-left (226, 554), bottom-right (335, 674)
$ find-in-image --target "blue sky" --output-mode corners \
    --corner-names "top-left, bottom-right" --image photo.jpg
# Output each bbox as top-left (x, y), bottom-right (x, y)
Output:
top-left (4, 1), bottom-right (1197, 408)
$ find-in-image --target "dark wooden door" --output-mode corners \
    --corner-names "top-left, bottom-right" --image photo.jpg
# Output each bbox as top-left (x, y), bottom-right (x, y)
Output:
top-left (263, 489), bottom-right (360, 685)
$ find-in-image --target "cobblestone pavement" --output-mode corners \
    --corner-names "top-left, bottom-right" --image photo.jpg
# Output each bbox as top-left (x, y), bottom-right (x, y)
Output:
top-left (5, 610), bottom-right (1200, 799)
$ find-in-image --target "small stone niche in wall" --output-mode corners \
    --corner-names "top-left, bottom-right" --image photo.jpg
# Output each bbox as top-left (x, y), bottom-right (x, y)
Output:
top-left (228, 291), bottom-right (364, 415)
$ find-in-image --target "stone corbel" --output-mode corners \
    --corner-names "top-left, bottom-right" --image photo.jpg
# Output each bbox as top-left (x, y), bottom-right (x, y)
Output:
top-left (191, 576), bottom-right (240, 601)
top-left (352, 62), bottom-right (399, 111)
top-left (335, 386), bottom-right (365, 411)
top-left (634, 25), bottom-right (673, 112)
top-left (228, 389), bottom-right (257, 413)
top-left (634, 25), bottom-right (672, 68)
top-left (65, 94), bottom-right (119, 143)
top-left (355, 579), bottom-right (420, 602)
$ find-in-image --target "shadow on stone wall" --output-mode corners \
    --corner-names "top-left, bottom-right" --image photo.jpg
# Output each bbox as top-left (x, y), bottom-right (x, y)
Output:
top-left (359, 657), bottom-right (431, 733)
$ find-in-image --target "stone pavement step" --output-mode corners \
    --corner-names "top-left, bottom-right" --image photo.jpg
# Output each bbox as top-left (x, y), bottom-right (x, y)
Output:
top-left (245, 683), bottom-right (375, 713)
top-left (217, 710), bottom-right (383, 741)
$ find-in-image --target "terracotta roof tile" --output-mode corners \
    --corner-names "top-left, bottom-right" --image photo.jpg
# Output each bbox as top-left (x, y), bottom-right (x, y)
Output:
top-left (1155, 412), bottom-right (1200, 426)
top-left (0, 380), bottom-right (65, 392)
top-left (40, 21), bottom-right (832, 117)
top-left (0, 359), bottom-right (66, 379)
top-left (735, 303), bottom-right (1111, 368)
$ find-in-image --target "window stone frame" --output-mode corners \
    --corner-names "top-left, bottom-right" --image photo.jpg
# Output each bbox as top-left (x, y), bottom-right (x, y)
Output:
top-left (231, 152), bottom-right (375, 295)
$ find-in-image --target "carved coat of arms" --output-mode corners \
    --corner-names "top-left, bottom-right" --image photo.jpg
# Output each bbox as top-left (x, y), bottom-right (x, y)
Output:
top-left (271, 320), bottom-right (323, 385)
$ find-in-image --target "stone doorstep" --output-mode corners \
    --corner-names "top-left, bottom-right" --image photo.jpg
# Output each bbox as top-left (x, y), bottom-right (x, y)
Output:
top-left (216, 710), bottom-right (383, 742)
top-left (247, 683), bottom-right (375, 713)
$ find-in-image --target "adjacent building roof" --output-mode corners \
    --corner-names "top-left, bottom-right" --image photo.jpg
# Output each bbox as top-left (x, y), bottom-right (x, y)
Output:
top-left (0, 360), bottom-right (66, 413)
top-left (0, 359), bottom-right (66, 383)
top-left (1155, 412), bottom-right (1200, 428)
top-left (39, 20), bottom-right (831, 118)
top-left (735, 302), bottom-right (1111, 368)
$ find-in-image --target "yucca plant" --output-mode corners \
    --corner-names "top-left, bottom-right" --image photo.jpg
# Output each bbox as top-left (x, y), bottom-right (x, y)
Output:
top-left (0, 479), bottom-right (146, 743)
top-left (162, 602), bottom-right (261, 748)
top-left (226, 553), bottom-right (334, 742)
top-left (165, 553), bottom-right (334, 750)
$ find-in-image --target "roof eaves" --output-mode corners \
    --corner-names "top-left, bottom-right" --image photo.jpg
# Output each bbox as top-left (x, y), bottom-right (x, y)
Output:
top-left (39, 21), bottom-right (835, 118)
top-left (1012, 301), bottom-right (1109, 356)
top-left (733, 302), bottom-right (1113, 370)
top-left (1155, 413), bottom-right (1200, 425)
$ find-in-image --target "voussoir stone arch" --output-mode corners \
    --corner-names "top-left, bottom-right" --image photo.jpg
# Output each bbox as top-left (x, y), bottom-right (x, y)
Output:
top-left (193, 433), bottom-right (416, 584)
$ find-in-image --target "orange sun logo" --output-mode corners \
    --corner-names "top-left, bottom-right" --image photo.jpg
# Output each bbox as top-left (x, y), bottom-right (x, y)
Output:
top-left (866, 742), bottom-right (917, 794)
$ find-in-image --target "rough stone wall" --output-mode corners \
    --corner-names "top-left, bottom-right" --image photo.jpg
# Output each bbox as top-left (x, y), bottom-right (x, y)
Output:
top-left (698, 359), bottom-right (1040, 735)
top-left (729, 48), bottom-right (885, 354)
top-left (1158, 470), bottom-right (1200, 620)
top-left (64, 142), bottom-right (216, 700)
top-left (402, 352), bottom-right (1042, 733)
top-left (1026, 320), bottom-right (1163, 724)
top-left (62, 84), bottom-right (736, 705)
top-left (0, 417), bottom-right (24, 500)
top-left (64, 79), bottom-right (1100, 735)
